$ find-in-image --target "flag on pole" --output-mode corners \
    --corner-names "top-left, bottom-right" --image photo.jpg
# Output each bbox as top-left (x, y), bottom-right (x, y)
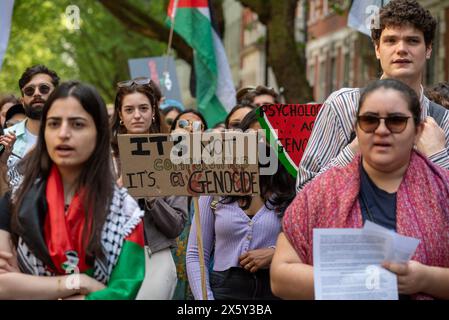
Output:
top-left (167, 0), bottom-right (236, 127)
top-left (0, 0), bottom-right (14, 72)
top-left (348, 0), bottom-right (390, 37)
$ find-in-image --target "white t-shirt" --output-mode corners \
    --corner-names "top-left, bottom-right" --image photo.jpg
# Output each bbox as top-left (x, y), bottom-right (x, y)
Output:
top-left (24, 127), bottom-right (37, 154)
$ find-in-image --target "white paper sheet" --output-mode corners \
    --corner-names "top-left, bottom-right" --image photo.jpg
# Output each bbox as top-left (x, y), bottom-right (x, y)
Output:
top-left (313, 222), bottom-right (420, 300)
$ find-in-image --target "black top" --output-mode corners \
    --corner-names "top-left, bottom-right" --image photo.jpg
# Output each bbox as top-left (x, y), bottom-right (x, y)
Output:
top-left (359, 164), bottom-right (397, 231)
top-left (0, 192), bottom-right (11, 232)
top-left (359, 165), bottom-right (411, 300)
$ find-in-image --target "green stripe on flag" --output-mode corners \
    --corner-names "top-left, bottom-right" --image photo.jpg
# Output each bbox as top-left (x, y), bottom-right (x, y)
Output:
top-left (169, 7), bottom-right (228, 127)
top-left (256, 108), bottom-right (298, 178)
top-left (85, 240), bottom-right (145, 300)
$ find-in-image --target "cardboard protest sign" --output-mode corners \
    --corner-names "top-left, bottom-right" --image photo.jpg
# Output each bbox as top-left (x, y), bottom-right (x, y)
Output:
top-left (257, 104), bottom-right (323, 177)
top-left (117, 133), bottom-right (260, 197)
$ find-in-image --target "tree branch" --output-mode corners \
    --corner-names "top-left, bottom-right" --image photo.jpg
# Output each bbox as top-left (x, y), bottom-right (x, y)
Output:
top-left (99, 0), bottom-right (193, 66)
top-left (237, 0), bottom-right (270, 24)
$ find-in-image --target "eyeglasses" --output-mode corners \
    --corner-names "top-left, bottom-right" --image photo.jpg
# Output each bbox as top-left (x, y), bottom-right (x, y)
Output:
top-left (357, 115), bottom-right (412, 133)
top-left (117, 77), bottom-right (153, 88)
top-left (23, 84), bottom-right (52, 97)
top-left (177, 119), bottom-right (204, 130)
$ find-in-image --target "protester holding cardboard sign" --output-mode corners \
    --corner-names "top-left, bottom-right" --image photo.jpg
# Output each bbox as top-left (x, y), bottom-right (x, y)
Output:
top-left (111, 77), bottom-right (188, 300)
top-left (186, 109), bottom-right (296, 300)
top-left (271, 80), bottom-right (449, 300)
top-left (169, 111), bottom-right (208, 300)
top-left (0, 81), bottom-right (146, 299)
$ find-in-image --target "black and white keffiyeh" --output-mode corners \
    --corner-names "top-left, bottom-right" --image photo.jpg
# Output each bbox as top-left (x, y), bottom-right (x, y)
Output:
top-left (16, 186), bottom-right (143, 284)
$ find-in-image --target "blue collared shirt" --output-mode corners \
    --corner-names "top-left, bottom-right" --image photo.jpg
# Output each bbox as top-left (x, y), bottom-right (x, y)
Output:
top-left (4, 118), bottom-right (33, 159)
top-left (4, 119), bottom-right (37, 188)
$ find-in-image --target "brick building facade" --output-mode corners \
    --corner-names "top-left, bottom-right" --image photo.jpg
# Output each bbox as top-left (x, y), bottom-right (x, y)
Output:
top-left (305, 0), bottom-right (449, 102)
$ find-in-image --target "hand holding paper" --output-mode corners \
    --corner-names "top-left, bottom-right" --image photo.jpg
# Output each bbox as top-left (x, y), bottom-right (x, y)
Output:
top-left (382, 260), bottom-right (428, 295)
top-left (313, 221), bottom-right (420, 300)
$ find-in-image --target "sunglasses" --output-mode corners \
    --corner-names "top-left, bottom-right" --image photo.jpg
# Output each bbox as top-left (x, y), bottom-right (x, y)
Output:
top-left (166, 118), bottom-right (174, 126)
top-left (177, 119), bottom-right (204, 130)
top-left (117, 77), bottom-right (153, 88)
top-left (23, 84), bottom-right (52, 97)
top-left (357, 115), bottom-right (412, 133)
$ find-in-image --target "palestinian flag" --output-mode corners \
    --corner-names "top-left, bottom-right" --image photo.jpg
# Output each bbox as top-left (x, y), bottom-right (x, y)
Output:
top-left (85, 222), bottom-right (145, 300)
top-left (167, 0), bottom-right (236, 127)
top-left (0, 0), bottom-right (14, 72)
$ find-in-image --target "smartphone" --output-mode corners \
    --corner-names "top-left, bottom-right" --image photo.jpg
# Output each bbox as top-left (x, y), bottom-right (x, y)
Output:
top-left (0, 144), bottom-right (5, 156)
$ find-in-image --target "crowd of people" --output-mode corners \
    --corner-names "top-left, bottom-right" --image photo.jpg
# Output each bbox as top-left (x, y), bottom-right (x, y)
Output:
top-left (0, 0), bottom-right (448, 300)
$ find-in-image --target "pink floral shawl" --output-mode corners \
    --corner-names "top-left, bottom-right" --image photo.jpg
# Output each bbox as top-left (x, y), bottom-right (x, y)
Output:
top-left (283, 151), bottom-right (449, 299)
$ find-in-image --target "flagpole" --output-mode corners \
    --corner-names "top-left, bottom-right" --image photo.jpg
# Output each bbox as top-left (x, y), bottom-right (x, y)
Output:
top-left (165, 0), bottom-right (179, 76)
top-left (193, 197), bottom-right (208, 300)
top-left (0, 0), bottom-right (15, 73)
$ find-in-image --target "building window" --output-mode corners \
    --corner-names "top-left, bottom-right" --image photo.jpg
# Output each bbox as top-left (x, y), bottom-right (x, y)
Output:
top-left (329, 56), bottom-right (336, 93)
top-left (319, 60), bottom-right (326, 102)
top-left (343, 52), bottom-right (350, 87)
top-left (425, 17), bottom-right (440, 85)
top-left (308, 63), bottom-right (315, 87)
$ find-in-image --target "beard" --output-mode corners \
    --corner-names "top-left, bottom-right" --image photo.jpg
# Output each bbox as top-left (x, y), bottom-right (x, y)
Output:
top-left (24, 101), bottom-right (45, 120)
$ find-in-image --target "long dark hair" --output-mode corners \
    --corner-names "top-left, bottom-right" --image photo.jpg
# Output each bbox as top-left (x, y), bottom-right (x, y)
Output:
top-left (111, 80), bottom-right (168, 157)
top-left (224, 103), bottom-right (256, 129)
top-left (220, 108), bottom-right (296, 214)
top-left (11, 81), bottom-right (113, 260)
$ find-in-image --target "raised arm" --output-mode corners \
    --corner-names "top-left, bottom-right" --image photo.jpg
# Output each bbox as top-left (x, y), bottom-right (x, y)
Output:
top-left (296, 89), bottom-right (359, 191)
top-left (417, 114), bottom-right (449, 169)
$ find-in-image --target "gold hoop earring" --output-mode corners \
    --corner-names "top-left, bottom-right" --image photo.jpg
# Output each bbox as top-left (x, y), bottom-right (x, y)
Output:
top-left (120, 120), bottom-right (124, 126)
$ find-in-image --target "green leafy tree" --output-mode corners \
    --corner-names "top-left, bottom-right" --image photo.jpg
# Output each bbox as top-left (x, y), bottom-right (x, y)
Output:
top-left (0, 0), bottom-right (166, 102)
top-left (99, 0), bottom-right (313, 103)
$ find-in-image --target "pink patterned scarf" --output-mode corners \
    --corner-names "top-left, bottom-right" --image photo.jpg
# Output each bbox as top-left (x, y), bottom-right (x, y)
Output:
top-left (283, 151), bottom-right (449, 299)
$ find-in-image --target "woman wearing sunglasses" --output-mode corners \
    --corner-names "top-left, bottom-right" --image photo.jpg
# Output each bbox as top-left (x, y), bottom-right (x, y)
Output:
top-left (271, 79), bottom-right (449, 300)
top-left (168, 109), bottom-right (208, 300)
top-left (0, 81), bottom-right (145, 299)
top-left (186, 108), bottom-right (296, 300)
top-left (169, 109), bottom-right (208, 133)
top-left (111, 77), bottom-right (188, 300)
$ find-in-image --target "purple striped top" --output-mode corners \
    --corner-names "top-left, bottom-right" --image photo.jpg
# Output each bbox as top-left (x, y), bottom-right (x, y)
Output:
top-left (186, 196), bottom-right (281, 300)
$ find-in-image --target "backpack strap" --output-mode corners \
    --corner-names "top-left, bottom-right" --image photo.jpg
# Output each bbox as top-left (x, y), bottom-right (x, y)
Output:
top-left (428, 100), bottom-right (447, 127)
